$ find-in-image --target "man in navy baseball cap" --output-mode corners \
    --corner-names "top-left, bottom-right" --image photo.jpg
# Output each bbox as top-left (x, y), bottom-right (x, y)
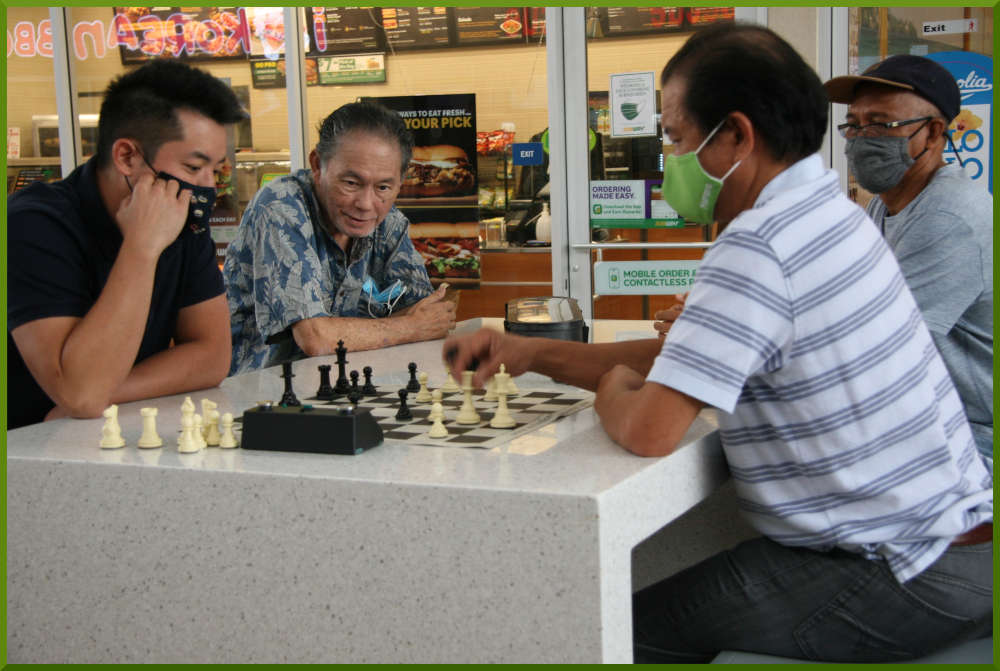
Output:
top-left (825, 56), bottom-right (993, 470)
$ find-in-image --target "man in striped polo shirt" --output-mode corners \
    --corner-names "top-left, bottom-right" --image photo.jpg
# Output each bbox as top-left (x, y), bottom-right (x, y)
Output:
top-left (443, 23), bottom-right (992, 663)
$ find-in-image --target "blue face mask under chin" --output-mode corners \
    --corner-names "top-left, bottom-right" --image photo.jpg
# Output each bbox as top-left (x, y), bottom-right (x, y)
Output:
top-left (362, 278), bottom-right (407, 316)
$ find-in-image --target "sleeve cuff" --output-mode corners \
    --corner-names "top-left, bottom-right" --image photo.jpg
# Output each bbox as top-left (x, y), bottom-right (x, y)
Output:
top-left (647, 356), bottom-right (740, 414)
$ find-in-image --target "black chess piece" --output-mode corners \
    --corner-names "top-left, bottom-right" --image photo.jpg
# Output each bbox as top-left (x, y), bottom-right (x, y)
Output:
top-left (395, 388), bottom-right (413, 420)
top-left (334, 340), bottom-right (350, 394)
top-left (406, 362), bottom-right (420, 392)
top-left (280, 361), bottom-right (301, 406)
top-left (362, 366), bottom-right (377, 395)
top-left (347, 389), bottom-right (362, 408)
top-left (316, 364), bottom-right (335, 400)
top-left (350, 370), bottom-right (360, 395)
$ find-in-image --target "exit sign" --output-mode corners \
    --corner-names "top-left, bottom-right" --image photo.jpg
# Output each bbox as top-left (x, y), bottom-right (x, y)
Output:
top-left (512, 142), bottom-right (544, 166)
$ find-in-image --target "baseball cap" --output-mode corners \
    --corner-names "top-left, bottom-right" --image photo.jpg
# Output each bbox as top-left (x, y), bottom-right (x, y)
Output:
top-left (824, 54), bottom-right (960, 121)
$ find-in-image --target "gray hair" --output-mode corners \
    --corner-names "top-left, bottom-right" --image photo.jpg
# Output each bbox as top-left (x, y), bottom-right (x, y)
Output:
top-left (315, 101), bottom-right (414, 174)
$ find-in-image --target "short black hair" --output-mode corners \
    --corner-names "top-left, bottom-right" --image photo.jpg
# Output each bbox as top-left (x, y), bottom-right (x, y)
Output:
top-left (661, 22), bottom-right (827, 162)
top-left (96, 59), bottom-right (248, 167)
top-left (315, 101), bottom-right (414, 175)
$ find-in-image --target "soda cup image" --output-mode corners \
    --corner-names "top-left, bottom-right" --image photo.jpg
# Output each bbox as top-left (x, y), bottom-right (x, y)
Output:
top-left (609, 267), bottom-right (620, 289)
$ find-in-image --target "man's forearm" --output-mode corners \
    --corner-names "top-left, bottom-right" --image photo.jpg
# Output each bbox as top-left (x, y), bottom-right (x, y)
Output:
top-left (292, 314), bottom-right (426, 356)
top-left (112, 338), bottom-right (229, 405)
top-left (530, 338), bottom-right (663, 391)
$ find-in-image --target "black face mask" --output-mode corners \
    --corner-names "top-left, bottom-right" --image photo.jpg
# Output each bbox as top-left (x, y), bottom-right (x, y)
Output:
top-left (131, 154), bottom-right (217, 233)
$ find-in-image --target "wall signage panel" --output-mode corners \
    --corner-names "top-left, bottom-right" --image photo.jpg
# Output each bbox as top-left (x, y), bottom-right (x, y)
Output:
top-left (307, 7), bottom-right (384, 55)
top-left (112, 7), bottom-right (251, 64)
top-left (452, 7), bottom-right (525, 46)
top-left (380, 7), bottom-right (450, 50)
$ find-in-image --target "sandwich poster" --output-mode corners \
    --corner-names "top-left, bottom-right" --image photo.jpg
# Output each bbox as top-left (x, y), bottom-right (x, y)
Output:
top-left (366, 94), bottom-right (481, 283)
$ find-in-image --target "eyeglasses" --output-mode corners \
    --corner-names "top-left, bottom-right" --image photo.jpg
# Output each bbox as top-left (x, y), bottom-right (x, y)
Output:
top-left (837, 116), bottom-right (933, 139)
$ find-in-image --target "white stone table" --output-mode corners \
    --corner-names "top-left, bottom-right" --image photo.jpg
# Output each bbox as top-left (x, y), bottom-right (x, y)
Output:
top-left (7, 320), bottom-right (729, 662)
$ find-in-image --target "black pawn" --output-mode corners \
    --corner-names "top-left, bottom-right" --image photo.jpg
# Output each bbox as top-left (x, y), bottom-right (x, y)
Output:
top-left (280, 361), bottom-right (301, 406)
top-left (406, 362), bottom-right (420, 393)
top-left (350, 369), bottom-right (360, 395)
top-left (395, 388), bottom-right (412, 420)
top-left (316, 364), bottom-right (335, 400)
top-left (334, 340), bottom-right (350, 394)
top-left (347, 389), bottom-right (362, 408)
top-left (362, 365), bottom-right (377, 395)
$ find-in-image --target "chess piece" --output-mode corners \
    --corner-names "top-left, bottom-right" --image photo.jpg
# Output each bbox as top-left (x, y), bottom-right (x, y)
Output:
top-left (484, 375), bottom-right (498, 402)
top-left (178, 412), bottom-right (200, 453)
top-left (406, 362), bottom-right (420, 392)
top-left (137, 407), bottom-right (163, 448)
top-left (99, 404), bottom-right (125, 449)
top-left (395, 388), bottom-right (413, 420)
top-left (334, 340), bottom-right (350, 394)
top-left (432, 388), bottom-right (443, 406)
top-left (348, 389), bottom-right (362, 408)
top-left (316, 364), bottom-right (335, 400)
top-left (415, 371), bottom-right (432, 403)
top-left (499, 364), bottom-right (520, 395)
top-left (219, 412), bottom-right (238, 448)
top-left (200, 399), bottom-right (217, 435)
top-left (280, 361), bottom-right (301, 406)
top-left (204, 409), bottom-right (221, 446)
top-left (428, 402), bottom-right (449, 438)
top-left (350, 369), bottom-right (360, 395)
top-left (193, 414), bottom-right (207, 449)
top-left (456, 370), bottom-right (480, 425)
top-left (490, 368), bottom-right (516, 428)
top-left (362, 366), bottom-right (377, 395)
top-left (441, 367), bottom-right (461, 393)
top-left (179, 397), bottom-right (195, 446)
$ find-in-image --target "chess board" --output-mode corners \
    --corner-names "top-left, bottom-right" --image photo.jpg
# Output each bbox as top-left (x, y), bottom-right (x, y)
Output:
top-left (302, 388), bottom-right (594, 449)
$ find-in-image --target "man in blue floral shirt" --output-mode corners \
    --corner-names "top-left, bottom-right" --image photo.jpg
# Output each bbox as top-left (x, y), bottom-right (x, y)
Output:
top-left (225, 102), bottom-right (455, 374)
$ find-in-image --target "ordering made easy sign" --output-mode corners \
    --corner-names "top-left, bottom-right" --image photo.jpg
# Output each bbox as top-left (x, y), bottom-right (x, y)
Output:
top-left (594, 260), bottom-right (699, 295)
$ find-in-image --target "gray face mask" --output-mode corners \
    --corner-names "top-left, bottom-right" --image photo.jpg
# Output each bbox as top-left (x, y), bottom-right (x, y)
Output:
top-left (845, 136), bottom-right (915, 193)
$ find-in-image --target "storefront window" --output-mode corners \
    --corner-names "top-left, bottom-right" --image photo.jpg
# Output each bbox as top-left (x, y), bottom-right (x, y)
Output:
top-left (64, 6), bottom-right (293, 263)
top-left (584, 8), bottom-right (733, 320)
top-left (6, 8), bottom-right (64, 192)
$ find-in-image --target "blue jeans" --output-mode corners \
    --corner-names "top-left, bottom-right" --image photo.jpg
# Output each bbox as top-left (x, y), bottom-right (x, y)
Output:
top-left (632, 536), bottom-right (993, 663)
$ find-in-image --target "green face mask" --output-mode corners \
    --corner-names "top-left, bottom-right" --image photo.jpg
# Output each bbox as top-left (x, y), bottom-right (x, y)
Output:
top-left (661, 119), bottom-right (741, 225)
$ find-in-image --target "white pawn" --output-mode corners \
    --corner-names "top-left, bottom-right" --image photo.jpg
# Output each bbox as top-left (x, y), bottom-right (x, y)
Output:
top-left (456, 370), bottom-right (480, 425)
top-left (490, 368), bottom-right (516, 429)
top-left (193, 414), bottom-right (207, 449)
top-left (432, 388), bottom-right (443, 406)
top-left (499, 364), bottom-right (519, 395)
top-left (204, 409), bottom-right (221, 446)
top-left (483, 375), bottom-right (498, 402)
top-left (137, 407), bottom-right (163, 448)
top-left (415, 371), bottom-right (432, 403)
top-left (428, 402), bottom-right (449, 438)
top-left (99, 404), bottom-right (125, 449)
top-left (441, 368), bottom-right (461, 393)
top-left (178, 413), bottom-right (199, 453)
top-left (219, 412), bottom-right (238, 449)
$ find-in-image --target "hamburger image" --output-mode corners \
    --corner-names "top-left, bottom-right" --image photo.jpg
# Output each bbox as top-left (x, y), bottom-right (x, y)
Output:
top-left (401, 145), bottom-right (475, 198)
top-left (409, 222), bottom-right (481, 279)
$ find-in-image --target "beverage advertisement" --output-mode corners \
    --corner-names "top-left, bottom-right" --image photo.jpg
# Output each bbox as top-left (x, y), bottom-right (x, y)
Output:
top-left (366, 94), bottom-right (480, 283)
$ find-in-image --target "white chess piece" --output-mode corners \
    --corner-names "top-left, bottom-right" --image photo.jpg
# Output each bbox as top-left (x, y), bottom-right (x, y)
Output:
top-left (219, 412), bottom-right (238, 449)
top-left (415, 371), bottom-right (432, 403)
top-left (498, 364), bottom-right (519, 395)
top-left (431, 388), bottom-right (443, 406)
top-left (200, 399), bottom-right (218, 438)
top-left (137, 407), bottom-right (163, 448)
top-left (490, 373), bottom-right (516, 429)
top-left (178, 413), bottom-right (199, 453)
top-left (193, 414), bottom-right (207, 449)
top-left (204, 409), bottom-right (221, 446)
top-left (428, 402), bottom-right (449, 438)
top-left (483, 375), bottom-right (498, 401)
top-left (179, 397), bottom-right (195, 447)
top-left (99, 404), bottom-right (126, 449)
top-left (456, 370), bottom-right (480, 425)
top-left (441, 368), bottom-right (461, 393)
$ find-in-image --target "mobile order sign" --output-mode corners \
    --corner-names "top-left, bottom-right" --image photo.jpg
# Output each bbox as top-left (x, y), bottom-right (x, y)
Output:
top-left (594, 260), bottom-right (699, 295)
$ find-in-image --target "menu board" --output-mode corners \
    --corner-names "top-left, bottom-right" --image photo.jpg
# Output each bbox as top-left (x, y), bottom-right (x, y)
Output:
top-left (114, 7), bottom-right (250, 64)
top-left (685, 7), bottom-right (735, 26)
top-left (524, 7), bottom-right (546, 40)
top-left (452, 7), bottom-right (525, 46)
top-left (604, 7), bottom-right (685, 36)
top-left (379, 7), bottom-right (450, 50)
top-left (306, 7), bottom-right (384, 55)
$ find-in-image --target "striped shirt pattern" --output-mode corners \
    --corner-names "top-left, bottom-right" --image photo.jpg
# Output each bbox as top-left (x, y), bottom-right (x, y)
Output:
top-left (224, 170), bottom-right (432, 375)
top-left (648, 155), bottom-right (992, 583)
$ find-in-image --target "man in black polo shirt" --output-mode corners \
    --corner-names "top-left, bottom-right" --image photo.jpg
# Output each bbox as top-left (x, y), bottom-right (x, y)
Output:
top-left (8, 60), bottom-right (247, 429)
